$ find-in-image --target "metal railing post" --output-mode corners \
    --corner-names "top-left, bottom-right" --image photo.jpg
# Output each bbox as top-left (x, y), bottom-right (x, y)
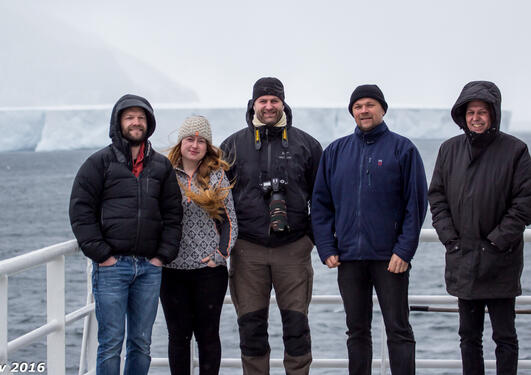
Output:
top-left (380, 314), bottom-right (387, 374)
top-left (79, 260), bottom-right (96, 375)
top-left (47, 256), bottom-right (65, 375)
top-left (0, 275), bottom-right (9, 372)
top-left (190, 337), bottom-right (194, 374)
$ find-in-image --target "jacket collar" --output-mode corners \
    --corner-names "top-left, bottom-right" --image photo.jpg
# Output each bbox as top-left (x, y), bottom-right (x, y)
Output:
top-left (355, 121), bottom-right (388, 143)
top-left (174, 160), bottom-right (201, 177)
top-left (246, 100), bottom-right (293, 134)
top-left (112, 140), bottom-right (152, 165)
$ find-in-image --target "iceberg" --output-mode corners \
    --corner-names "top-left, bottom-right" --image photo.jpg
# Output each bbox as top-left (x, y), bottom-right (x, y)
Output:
top-left (0, 112), bottom-right (45, 152)
top-left (0, 107), bottom-right (511, 152)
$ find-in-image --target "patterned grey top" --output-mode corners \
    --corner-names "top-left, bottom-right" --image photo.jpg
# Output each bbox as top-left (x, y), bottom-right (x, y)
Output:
top-left (165, 168), bottom-right (237, 270)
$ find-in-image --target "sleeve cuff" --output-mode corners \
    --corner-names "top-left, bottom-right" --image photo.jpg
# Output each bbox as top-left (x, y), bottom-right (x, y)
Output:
top-left (392, 246), bottom-right (413, 263)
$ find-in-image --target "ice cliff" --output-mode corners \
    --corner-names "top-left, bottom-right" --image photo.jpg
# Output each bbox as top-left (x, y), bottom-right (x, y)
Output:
top-left (0, 107), bottom-right (511, 152)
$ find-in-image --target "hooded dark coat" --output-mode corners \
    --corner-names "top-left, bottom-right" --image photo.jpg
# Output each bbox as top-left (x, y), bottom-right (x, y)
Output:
top-left (428, 81), bottom-right (531, 299)
top-left (69, 94), bottom-right (183, 264)
top-left (220, 101), bottom-right (322, 247)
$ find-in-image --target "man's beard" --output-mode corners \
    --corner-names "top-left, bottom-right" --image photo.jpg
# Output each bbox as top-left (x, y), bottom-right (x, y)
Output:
top-left (122, 129), bottom-right (146, 146)
top-left (257, 110), bottom-right (282, 126)
top-left (127, 138), bottom-right (145, 146)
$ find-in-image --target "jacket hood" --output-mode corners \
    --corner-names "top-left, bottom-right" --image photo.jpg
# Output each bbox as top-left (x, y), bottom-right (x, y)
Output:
top-left (245, 98), bottom-right (293, 131)
top-left (109, 94), bottom-right (156, 145)
top-left (451, 81), bottom-right (502, 132)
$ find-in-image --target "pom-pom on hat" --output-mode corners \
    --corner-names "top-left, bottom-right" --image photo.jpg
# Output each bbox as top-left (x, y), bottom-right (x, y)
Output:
top-left (177, 115), bottom-right (212, 144)
top-left (348, 84), bottom-right (388, 117)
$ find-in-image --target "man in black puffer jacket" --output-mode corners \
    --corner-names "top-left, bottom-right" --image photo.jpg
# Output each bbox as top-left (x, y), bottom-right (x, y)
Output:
top-left (221, 77), bottom-right (322, 375)
top-left (429, 81), bottom-right (531, 375)
top-left (69, 94), bottom-right (182, 375)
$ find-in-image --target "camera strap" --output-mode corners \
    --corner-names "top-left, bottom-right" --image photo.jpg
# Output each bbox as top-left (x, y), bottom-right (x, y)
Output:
top-left (254, 126), bottom-right (292, 233)
top-left (282, 128), bottom-right (288, 148)
top-left (254, 128), bottom-right (261, 150)
top-left (254, 127), bottom-right (289, 151)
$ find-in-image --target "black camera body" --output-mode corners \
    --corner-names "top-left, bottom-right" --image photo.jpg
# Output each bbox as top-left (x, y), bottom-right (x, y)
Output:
top-left (260, 177), bottom-right (287, 197)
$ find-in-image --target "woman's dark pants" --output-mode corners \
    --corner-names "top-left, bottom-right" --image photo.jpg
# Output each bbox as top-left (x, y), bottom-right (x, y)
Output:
top-left (160, 266), bottom-right (228, 375)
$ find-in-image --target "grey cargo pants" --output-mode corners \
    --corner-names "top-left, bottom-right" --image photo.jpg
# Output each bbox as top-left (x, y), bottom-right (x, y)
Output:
top-left (229, 236), bottom-right (314, 375)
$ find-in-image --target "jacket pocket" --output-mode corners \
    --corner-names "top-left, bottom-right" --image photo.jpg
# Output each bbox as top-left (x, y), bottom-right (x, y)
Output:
top-left (477, 240), bottom-right (512, 281)
top-left (444, 241), bottom-right (462, 287)
top-left (371, 219), bottom-right (398, 254)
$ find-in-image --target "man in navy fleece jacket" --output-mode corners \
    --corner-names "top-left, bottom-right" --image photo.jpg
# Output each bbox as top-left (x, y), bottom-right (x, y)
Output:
top-left (311, 84), bottom-right (428, 375)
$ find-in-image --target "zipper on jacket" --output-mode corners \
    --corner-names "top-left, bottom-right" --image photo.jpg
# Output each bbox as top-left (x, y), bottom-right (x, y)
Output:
top-left (187, 174), bottom-right (193, 203)
top-left (266, 128), bottom-right (272, 178)
top-left (367, 157), bottom-right (372, 187)
top-left (357, 141), bottom-right (366, 252)
top-left (266, 128), bottom-right (272, 243)
top-left (133, 177), bottom-right (142, 254)
top-left (456, 163), bottom-right (472, 236)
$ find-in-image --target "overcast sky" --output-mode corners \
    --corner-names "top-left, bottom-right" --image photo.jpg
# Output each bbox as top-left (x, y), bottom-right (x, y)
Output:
top-left (12, 0), bottom-right (531, 129)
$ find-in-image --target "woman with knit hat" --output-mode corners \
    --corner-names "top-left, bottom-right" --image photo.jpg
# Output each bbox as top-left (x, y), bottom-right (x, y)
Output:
top-left (160, 115), bottom-right (237, 375)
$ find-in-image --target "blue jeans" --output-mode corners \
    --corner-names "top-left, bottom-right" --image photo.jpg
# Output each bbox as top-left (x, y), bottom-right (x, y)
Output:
top-left (92, 256), bottom-right (162, 375)
top-left (338, 260), bottom-right (415, 375)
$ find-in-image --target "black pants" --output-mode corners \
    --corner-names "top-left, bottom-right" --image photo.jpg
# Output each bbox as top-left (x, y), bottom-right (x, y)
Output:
top-left (458, 298), bottom-right (518, 375)
top-left (338, 260), bottom-right (415, 375)
top-left (160, 266), bottom-right (228, 375)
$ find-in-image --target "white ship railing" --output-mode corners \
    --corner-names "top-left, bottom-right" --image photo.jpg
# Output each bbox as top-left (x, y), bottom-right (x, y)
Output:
top-left (1, 229), bottom-right (531, 374)
top-left (0, 240), bottom-right (85, 375)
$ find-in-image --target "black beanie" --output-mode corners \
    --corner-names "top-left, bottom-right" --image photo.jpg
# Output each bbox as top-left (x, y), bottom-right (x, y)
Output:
top-left (348, 84), bottom-right (388, 117)
top-left (252, 77), bottom-right (285, 103)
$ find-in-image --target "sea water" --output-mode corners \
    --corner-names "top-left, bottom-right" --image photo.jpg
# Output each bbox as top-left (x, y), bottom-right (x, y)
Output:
top-left (1, 136), bottom-right (530, 375)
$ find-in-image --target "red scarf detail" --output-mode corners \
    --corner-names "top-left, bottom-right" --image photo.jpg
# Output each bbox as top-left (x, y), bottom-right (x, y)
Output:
top-left (132, 143), bottom-right (146, 177)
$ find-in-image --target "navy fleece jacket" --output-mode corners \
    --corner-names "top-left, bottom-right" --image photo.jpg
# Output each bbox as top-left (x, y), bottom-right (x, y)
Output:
top-left (311, 122), bottom-right (428, 263)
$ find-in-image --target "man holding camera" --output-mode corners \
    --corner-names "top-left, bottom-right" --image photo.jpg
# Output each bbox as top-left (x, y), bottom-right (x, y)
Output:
top-left (221, 77), bottom-right (322, 375)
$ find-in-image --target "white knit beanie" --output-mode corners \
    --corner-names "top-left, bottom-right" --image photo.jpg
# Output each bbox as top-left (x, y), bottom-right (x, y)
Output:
top-left (177, 115), bottom-right (213, 144)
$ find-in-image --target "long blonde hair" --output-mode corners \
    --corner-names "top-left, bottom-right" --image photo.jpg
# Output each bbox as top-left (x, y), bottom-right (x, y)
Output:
top-left (167, 142), bottom-right (232, 220)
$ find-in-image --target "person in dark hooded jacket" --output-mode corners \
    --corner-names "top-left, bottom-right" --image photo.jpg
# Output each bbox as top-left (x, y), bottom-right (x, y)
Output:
top-left (220, 77), bottom-right (322, 375)
top-left (428, 81), bottom-right (531, 375)
top-left (69, 94), bottom-right (183, 375)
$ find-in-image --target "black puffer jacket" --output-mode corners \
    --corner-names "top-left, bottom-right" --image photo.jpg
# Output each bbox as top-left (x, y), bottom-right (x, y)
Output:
top-left (69, 94), bottom-right (183, 264)
top-left (220, 102), bottom-right (322, 247)
top-left (428, 81), bottom-right (531, 299)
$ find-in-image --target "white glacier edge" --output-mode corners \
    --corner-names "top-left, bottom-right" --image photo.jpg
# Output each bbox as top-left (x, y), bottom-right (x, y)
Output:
top-left (0, 107), bottom-right (511, 152)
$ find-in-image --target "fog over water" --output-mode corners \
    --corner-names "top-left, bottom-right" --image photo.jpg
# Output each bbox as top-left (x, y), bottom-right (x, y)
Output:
top-left (1, 0), bottom-right (531, 130)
